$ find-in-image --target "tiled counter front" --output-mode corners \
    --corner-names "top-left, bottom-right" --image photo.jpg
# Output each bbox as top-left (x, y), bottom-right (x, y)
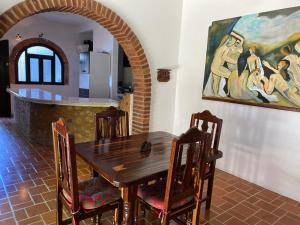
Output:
top-left (14, 97), bottom-right (106, 145)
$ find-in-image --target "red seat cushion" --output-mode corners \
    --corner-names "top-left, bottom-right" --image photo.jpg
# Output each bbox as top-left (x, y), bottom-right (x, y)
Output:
top-left (137, 181), bottom-right (193, 210)
top-left (63, 177), bottom-right (120, 210)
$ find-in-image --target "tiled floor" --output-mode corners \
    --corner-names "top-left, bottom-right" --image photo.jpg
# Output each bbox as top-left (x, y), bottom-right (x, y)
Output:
top-left (0, 119), bottom-right (299, 225)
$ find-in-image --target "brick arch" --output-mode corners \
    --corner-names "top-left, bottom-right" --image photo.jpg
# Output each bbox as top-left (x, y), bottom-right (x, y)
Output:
top-left (0, 0), bottom-right (151, 134)
top-left (10, 38), bottom-right (69, 84)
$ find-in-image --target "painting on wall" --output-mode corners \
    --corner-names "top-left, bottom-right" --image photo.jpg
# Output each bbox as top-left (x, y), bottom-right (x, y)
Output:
top-left (203, 6), bottom-right (300, 111)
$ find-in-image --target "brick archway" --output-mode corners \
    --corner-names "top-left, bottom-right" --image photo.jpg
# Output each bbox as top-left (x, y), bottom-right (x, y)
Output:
top-left (0, 0), bottom-right (151, 134)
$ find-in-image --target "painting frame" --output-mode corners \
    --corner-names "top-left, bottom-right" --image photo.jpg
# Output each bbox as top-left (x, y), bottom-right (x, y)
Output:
top-left (202, 6), bottom-right (300, 112)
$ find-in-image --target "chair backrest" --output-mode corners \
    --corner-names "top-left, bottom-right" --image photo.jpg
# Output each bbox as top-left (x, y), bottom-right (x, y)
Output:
top-left (190, 110), bottom-right (223, 153)
top-left (163, 127), bottom-right (212, 211)
top-left (52, 119), bottom-right (79, 212)
top-left (95, 106), bottom-right (129, 140)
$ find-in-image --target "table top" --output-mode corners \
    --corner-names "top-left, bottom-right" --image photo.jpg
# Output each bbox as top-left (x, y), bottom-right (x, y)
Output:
top-left (8, 87), bottom-right (119, 107)
top-left (76, 131), bottom-right (176, 187)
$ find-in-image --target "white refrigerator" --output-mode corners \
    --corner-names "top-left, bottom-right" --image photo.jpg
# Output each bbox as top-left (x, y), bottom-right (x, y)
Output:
top-left (80, 52), bottom-right (111, 98)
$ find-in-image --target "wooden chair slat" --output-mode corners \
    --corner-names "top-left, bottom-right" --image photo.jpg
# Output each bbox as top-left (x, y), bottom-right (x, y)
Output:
top-left (95, 106), bottom-right (129, 140)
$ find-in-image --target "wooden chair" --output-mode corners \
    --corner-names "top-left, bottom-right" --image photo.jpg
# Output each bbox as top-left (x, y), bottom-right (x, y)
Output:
top-left (52, 118), bottom-right (122, 225)
top-left (92, 106), bottom-right (129, 178)
top-left (136, 127), bottom-right (212, 225)
top-left (190, 110), bottom-right (223, 210)
top-left (95, 106), bottom-right (129, 141)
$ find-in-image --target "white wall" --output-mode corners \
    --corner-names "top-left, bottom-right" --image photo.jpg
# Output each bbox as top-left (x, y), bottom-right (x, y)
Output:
top-left (1, 14), bottom-right (81, 97)
top-left (99, 0), bottom-right (183, 131)
top-left (77, 21), bottom-right (114, 53)
top-left (174, 0), bottom-right (300, 202)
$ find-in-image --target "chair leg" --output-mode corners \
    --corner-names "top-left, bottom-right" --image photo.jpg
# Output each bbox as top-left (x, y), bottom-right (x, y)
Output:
top-left (137, 199), bottom-right (146, 218)
top-left (56, 195), bottom-right (63, 225)
top-left (161, 214), bottom-right (170, 225)
top-left (91, 166), bottom-right (99, 177)
top-left (72, 215), bottom-right (80, 225)
top-left (192, 203), bottom-right (201, 225)
top-left (134, 200), bottom-right (140, 220)
top-left (186, 211), bottom-right (192, 225)
top-left (206, 161), bottom-right (216, 210)
top-left (140, 204), bottom-right (146, 218)
top-left (115, 202), bottom-right (123, 225)
top-left (91, 215), bottom-right (97, 224)
top-left (97, 213), bottom-right (102, 225)
top-left (113, 208), bottom-right (117, 225)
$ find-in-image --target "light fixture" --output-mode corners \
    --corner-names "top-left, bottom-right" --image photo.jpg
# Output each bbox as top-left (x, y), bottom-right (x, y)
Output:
top-left (16, 34), bottom-right (22, 41)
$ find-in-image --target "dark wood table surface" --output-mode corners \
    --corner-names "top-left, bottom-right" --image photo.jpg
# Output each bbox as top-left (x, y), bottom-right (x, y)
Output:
top-left (75, 131), bottom-right (176, 225)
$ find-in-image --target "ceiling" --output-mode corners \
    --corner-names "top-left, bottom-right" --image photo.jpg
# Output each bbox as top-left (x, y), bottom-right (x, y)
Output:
top-left (37, 12), bottom-right (95, 26)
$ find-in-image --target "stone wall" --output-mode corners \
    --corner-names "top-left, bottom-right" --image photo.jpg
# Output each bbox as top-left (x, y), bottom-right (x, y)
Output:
top-left (14, 97), bottom-right (106, 145)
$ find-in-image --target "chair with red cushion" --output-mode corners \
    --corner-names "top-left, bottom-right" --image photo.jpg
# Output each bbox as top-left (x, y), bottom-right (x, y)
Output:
top-left (52, 118), bottom-right (122, 225)
top-left (137, 127), bottom-right (212, 225)
top-left (190, 110), bottom-right (223, 210)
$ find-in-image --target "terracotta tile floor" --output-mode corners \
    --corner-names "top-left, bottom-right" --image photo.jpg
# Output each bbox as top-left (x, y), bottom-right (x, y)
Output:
top-left (0, 119), bottom-right (300, 225)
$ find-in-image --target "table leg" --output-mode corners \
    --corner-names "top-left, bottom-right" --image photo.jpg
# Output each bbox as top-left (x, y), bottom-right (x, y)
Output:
top-left (121, 185), bottom-right (138, 225)
top-left (206, 160), bottom-right (216, 209)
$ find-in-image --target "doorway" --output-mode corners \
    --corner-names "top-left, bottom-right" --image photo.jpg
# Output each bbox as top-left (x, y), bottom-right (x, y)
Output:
top-left (0, 40), bottom-right (11, 117)
top-left (0, 0), bottom-right (151, 134)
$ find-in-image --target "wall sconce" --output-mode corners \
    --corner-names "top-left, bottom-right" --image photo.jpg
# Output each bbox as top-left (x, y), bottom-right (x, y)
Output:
top-left (157, 69), bottom-right (171, 82)
top-left (16, 34), bottom-right (22, 41)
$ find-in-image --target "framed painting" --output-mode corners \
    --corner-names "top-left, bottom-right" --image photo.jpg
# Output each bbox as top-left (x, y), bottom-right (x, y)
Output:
top-left (203, 6), bottom-right (300, 111)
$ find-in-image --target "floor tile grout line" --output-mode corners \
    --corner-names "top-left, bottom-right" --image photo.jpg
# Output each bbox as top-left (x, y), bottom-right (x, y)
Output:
top-left (206, 182), bottom-right (287, 224)
top-left (10, 123), bottom-right (57, 185)
top-left (3, 122), bottom-right (52, 225)
top-left (0, 124), bottom-right (26, 225)
top-left (0, 175), bottom-right (18, 224)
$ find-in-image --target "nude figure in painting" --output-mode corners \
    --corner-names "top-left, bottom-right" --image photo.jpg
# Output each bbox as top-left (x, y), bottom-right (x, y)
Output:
top-left (261, 60), bottom-right (300, 107)
top-left (281, 44), bottom-right (300, 92)
top-left (246, 47), bottom-right (278, 102)
top-left (226, 48), bottom-right (276, 103)
top-left (210, 32), bottom-right (244, 96)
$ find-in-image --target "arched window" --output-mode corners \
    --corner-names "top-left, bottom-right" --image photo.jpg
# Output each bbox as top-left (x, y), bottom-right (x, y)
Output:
top-left (16, 44), bottom-right (64, 85)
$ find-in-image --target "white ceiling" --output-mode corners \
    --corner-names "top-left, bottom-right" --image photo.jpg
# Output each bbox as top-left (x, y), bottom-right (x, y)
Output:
top-left (37, 12), bottom-right (95, 26)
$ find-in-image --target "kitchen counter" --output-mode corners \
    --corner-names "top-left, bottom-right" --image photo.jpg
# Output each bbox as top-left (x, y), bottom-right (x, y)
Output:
top-left (8, 88), bottom-right (119, 107)
top-left (8, 87), bottom-right (119, 145)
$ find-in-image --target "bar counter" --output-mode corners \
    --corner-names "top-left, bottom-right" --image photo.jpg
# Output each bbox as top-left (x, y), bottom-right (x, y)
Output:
top-left (8, 88), bottom-right (119, 145)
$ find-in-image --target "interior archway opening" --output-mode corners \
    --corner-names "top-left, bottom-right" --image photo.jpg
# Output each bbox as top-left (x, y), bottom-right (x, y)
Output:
top-left (0, 1), bottom-right (151, 136)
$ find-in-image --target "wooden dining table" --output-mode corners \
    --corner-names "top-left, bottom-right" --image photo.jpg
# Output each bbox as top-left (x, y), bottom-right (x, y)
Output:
top-left (75, 131), bottom-right (176, 225)
top-left (76, 130), bottom-right (223, 224)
